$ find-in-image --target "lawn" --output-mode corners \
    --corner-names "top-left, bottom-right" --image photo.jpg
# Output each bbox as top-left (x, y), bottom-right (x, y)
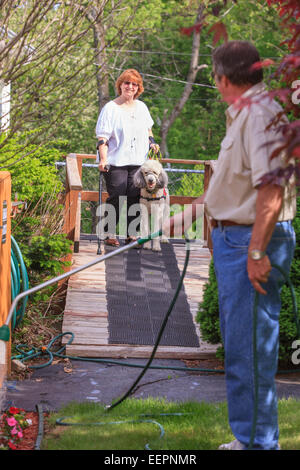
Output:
top-left (42, 397), bottom-right (300, 451)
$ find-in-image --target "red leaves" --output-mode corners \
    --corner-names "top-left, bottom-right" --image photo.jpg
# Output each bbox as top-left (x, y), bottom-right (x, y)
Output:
top-left (208, 22), bottom-right (228, 45)
top-left (181, 23), bottom-right (204, 36)
top-left (181, 20), bottom-right (229, 46)
top-left (268, 88), bottom-right (291, 104)
top-left (250, 59), bottom-right (275, 70)
top-left (259, 164), bottom-right (297, 187)
top-left (266, 0), bottom-right (300, 20)
top-left (282, 54), bottom-right (300, 67)
top-left (292, 145), bottom-right (300, 158)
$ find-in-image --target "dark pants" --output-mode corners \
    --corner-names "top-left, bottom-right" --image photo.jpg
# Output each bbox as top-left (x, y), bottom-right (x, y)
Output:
top-left (104, 165), bottom-right (141, 238)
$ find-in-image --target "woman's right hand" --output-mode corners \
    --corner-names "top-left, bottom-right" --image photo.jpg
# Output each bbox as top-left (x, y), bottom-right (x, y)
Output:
top-left (99, 161), bottom-right (109, 172)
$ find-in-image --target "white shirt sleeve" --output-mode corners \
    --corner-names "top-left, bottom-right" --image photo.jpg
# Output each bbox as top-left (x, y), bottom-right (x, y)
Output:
top-left (95, 103), bottom-right (113, 139)
top-left (140, 101), bottom-right (154, 129)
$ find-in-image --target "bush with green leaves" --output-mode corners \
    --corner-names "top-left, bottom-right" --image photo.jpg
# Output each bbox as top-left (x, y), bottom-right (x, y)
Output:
top-left (17, 229), bottom-right (72, 277)
top-left (1, 132), bottom-right (72, 303)
top-left (0, 132), bottom-right (64, 203)
top-left (197, 199), bottom-right (300, 365)
top-left (196, 261), bottom-right (223, 358)
top-left (175, 165), bottom-right (204, 197)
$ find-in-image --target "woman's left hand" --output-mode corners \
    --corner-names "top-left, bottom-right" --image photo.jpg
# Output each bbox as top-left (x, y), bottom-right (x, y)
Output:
top-left (150, 143), bottom-right (160, 154)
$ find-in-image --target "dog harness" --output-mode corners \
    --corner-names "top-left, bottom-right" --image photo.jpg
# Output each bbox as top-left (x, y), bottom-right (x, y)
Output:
top-left (140, 188), bottom-right (167, 201)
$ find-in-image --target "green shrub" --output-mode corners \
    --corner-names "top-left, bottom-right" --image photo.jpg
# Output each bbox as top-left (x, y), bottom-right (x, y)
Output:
top-left (0, 132), bottom-right (64, 203)
top-left (197, 198), bottom-right (300, 365)
top-left (279, 286), bottom-right (300, 363)
top-left (17, 228), bottom-right (72, 303)
top-left (3, 133), bottom-right (73, 304)
top-left (20, 230), bottom-right (72, 276)
top-left (175, 165), bottom-right (204, 197)
top-left (196, 261), bottom-right (220, 344)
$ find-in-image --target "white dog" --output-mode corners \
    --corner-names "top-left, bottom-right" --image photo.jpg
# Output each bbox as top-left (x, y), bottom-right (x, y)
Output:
top-left (133, 159), bottom-right (169, 251)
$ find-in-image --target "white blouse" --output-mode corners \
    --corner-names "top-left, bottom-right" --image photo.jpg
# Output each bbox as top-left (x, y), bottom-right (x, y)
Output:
top-left (95, 100), bottom-right (154, 166)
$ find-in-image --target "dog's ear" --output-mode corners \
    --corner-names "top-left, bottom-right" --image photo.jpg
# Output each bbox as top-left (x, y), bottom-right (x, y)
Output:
top-left (158, 170), bottom-right (168, 188)
top-left (133, 168), bottom-right (146, 188)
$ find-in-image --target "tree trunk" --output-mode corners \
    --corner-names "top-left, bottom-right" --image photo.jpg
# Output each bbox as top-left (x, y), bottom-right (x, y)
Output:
top-left (160, 4), bottom-right (206, 157)
top-left (93, 21), bottom-right (110, 113)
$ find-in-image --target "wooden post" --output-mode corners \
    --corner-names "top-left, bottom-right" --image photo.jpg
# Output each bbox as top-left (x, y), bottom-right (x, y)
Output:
top-left (62, 154), bottom-right (82, 276)
top-left (0, 172), bottom-right (11, 387)
top-left (203, 161), bottom-right (217, 253)
top-left (64, 154), bottom-right (82, 239)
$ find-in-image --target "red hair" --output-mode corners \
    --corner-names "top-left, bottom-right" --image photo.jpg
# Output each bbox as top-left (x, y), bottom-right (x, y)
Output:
top-left (115, 69), bottom-right (144, 99)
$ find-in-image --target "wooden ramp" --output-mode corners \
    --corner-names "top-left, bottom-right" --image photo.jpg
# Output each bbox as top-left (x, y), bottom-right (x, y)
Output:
top-left (62, 239), bottom-right (216, 359)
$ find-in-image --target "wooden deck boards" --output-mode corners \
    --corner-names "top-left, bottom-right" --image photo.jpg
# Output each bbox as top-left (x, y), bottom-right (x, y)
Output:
top-left (62, 239), bottom-right (217, 359)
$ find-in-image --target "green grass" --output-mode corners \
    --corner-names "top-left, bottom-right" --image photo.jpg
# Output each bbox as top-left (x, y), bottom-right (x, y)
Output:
top-left (42, 397), bottom-right (300, 450)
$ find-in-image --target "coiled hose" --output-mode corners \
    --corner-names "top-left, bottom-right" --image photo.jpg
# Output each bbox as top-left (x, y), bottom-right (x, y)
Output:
top-left (10, 236), bottom-right (29, 330)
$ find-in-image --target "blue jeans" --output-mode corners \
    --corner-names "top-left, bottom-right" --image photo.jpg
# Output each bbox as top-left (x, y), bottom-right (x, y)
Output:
top-left (212, 221), bottom-right (295, 450)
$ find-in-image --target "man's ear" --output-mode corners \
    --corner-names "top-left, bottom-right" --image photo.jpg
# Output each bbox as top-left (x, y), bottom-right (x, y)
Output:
top-left (218, 75), bottom-right (228, 87)
top-left (223, 75), bottom-right (231, 87)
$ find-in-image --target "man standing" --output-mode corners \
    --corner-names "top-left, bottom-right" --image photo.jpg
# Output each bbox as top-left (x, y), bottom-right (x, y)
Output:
top-left (164, 41), bottom-right (296, 450)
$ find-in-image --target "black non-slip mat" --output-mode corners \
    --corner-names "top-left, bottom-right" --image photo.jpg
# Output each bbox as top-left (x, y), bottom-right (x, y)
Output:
top-left (104, 242), bottom-right (200, 347)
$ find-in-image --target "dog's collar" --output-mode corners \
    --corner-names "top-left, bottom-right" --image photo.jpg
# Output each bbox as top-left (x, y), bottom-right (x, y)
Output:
top-left (145, 187), bottom-right (167, 194)
top-left (141, 188), bottom-right (167, 201)
top-left (145, 188), bottom-right (156, 194)
top-left (140, 194), bottom-right (166, 201)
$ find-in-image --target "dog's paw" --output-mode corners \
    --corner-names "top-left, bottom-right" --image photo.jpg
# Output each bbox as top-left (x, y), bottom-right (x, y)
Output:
top-left (161, 235), bottom-right (169, 243)
top-left (152, 244), bottom-right (161, 252)
top-left (143, 242), bottom-right (152, 250)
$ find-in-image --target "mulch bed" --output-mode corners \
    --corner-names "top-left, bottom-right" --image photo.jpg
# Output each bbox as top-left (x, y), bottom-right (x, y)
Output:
top-left (183, 357), bottom-right (225, 374)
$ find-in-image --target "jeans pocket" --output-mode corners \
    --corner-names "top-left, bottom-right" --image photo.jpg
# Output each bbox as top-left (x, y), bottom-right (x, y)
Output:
top-left (223, 227), bottom-right (252, 249)
top-left (271, 221), bottom-right (296, 241)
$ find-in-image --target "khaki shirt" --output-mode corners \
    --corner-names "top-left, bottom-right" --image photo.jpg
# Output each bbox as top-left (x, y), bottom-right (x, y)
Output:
top-left (205, 83), bottom-right (296, 224)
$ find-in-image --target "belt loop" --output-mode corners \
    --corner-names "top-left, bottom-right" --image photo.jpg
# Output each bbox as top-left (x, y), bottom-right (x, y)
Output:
top-left (217, 221), bottom-right (223, 231)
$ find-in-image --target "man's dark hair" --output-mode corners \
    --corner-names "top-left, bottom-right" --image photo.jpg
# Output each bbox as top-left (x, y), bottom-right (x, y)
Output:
top-left (212, 41), bottom-right (263, 86)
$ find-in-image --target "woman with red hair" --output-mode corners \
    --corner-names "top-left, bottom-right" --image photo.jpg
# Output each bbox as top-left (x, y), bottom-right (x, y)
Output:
top-left (96, 69), bottom-right (159, 247)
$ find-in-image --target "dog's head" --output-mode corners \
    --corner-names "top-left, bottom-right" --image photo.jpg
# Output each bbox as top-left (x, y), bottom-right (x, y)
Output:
top-left (133, 160), bottom-right (168, 191)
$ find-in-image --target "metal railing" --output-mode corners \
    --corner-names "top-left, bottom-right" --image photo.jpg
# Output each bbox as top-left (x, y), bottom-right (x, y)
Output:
top-left (55, 161), bottom-right (205, 195)
top-left (60, 153), bottom-right (215, 257)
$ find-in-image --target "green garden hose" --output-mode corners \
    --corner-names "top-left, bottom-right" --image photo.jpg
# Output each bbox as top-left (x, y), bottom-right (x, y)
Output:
top-left (10, 236), bottom-right (29, 330)
top-left (2, 232), bottom-right (299, 450)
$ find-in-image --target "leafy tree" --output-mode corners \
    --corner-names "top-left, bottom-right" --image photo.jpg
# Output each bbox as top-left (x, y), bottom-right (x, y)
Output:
top-left (0, 133), bottom-right (72, 297)
top-left (0, 1), bottom-right (97, 161)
